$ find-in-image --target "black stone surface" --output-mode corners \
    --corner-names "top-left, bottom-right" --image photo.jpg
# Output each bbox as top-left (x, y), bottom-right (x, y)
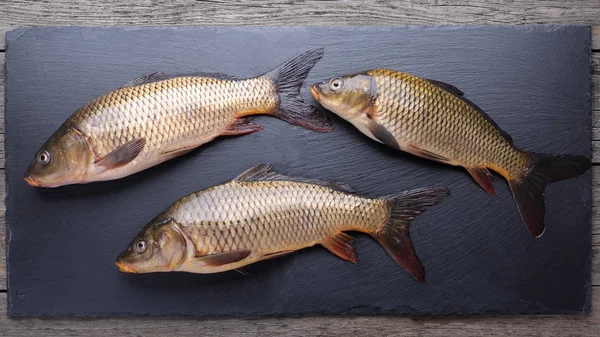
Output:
top-left (4, 26), bottom-right (592, 317)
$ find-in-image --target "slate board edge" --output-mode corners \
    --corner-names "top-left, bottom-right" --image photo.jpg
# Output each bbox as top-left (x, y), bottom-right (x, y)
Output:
top-left (3, 25), bottom-right (593, 317)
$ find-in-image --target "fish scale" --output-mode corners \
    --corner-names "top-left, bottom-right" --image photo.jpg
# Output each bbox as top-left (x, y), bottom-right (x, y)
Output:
top-left (367, 69), bottom-right (529, 177)
top-left (117, 165), bottom-right (450, 282)
top-left (27, 48), bottom-right (331, 188)
top-left (71, 76), bottom-right (277, 162)
top-left (165, 180), bottom-right (384, 257)
top-left (312, 69), bottom-right (590, 237)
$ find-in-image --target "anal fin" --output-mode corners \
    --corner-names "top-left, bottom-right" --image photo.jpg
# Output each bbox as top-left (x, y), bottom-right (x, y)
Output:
top-left (221, 117), bottom-right (264, 136)
top-left (321, 232), bottom-right (357, 263)
top-left (466, 167), bottom-right (495, 195)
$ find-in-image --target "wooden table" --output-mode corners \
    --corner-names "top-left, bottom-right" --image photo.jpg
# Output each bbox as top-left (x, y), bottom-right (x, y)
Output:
top-left (1, 1), bottom-right (599, 335)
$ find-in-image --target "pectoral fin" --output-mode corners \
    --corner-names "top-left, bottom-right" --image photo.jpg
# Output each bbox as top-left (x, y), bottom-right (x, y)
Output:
top-left (196, 249), bottom-right (252, 266)
top-left (95, 138), bottom-right (146, 170)
top-left (321, 232), bottom-right (357, 263)
top-left (366, 120), bottom-right (400, 150)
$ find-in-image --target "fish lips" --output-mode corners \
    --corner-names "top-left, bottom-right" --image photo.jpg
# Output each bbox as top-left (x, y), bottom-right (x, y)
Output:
top-left (115, 258), bottom-right (138, 273)
top-left (309, 84), bottom-right (322, 101)
top-left (24, 174), bottom-right (41, 187)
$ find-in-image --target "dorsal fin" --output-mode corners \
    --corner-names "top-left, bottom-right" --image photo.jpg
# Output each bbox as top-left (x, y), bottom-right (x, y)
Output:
top-left (122, 72), bottom-right (168, 87)
top-left (426, 78), bottom-right (514, 144)
top-left (234, 164), bottom-right (354, 193)
top-left (177, 72), bottom-right (238, 81)
top-left (426, 79), bottom-right (464, 96)
top-left (122, 71), bottom-right (238, 88)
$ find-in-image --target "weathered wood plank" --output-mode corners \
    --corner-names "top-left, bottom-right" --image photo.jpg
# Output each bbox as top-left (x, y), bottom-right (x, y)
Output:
top-left (0, 19), bottom-right (599, 334)
top-left (0, 166), bottom-right (5, 290)
top-left (0, 213), bottom-right (5, 291)
top-left (0, 53), bottom-right (4, 135)
top-left (1, 0), bottom-right (600, 50)
top-left (0, 290), bottom-right (597, 337)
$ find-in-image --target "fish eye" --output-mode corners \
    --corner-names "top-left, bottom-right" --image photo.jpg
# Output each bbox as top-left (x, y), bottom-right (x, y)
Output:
top-left (329, 78), bottom-right (344, 91)
top-left (135, 240), bottom-right (147, 253)
top-left (37, 150), bottom-right (51, 165)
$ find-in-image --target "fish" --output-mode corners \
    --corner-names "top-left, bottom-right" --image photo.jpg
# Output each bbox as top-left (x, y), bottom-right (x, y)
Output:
top-left (115, 164), bottom-right (450, 282)
top-left (310, 69), bottom-right (590, 238)
top-left (24, 48), bottom-right (332, 188)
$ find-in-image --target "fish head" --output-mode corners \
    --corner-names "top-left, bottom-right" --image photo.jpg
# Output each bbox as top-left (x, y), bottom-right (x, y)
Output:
top-left (310, 73), bottom-right (376, 124)
top-left (116, 218), bottom-right (188, 273)
top-left (24, 127), bottom-right (94, 187)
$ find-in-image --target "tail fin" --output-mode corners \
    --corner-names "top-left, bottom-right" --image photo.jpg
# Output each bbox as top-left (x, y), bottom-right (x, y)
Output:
top-left (509, 153), bottom-right (590, 238)
top-left (373, 187), bottom-right (450, 283)
top-left (265, 48), bottom-right (333, 132)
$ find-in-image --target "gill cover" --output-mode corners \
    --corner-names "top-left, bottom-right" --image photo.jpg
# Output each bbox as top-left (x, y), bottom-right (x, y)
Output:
top-left (310, 73), bottom-right (399, 147)
top-left (24, 126), bottom-right (94, 187)
top-left (116, 218), bottom-right (188, 273)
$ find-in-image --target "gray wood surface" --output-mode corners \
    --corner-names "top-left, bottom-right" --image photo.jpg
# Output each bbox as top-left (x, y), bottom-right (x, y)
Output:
top-left (1, 0), bottom-right (600, 335)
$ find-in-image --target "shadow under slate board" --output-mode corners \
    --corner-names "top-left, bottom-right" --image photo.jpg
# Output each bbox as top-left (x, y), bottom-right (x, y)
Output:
top-left (4, 26), bottom-right (592, 317)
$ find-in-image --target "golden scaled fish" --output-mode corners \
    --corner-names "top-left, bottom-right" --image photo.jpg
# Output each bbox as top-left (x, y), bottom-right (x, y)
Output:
top-left (310, 69), bottom-right (590, 238)
top-left (24, 48), bottom-right (332, 188)
top-left (116, 164), bottom-right (450, 283)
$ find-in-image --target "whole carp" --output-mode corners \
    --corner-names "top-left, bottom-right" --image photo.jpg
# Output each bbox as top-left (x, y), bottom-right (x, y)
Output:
top-left (310, 69), bottom-right (590, 237)
top-left (116, 164), bottom-right (450, 282)
top-left (24, 48), bottom-right (331, 187)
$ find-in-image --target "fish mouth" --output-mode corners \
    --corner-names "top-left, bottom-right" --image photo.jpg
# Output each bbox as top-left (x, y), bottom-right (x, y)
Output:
top-left (309, 85), bottom-right (321, 101)
top-left (24, 174), bottom-right (41, 187)
top-left (115, 259), bottom-right (138, 273)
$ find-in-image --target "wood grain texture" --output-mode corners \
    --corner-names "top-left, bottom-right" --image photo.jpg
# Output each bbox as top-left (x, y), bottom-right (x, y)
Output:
top-left (0, 0), bottom-right (599, 334)
top-left (0, 290), bottom-right (598, 337)
top-left (1, 0), bottom-right (600, 50)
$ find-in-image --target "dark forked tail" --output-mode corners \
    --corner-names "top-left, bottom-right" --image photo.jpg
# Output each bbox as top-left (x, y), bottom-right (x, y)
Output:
top-left (509, 153), bottom-right (590, 238)
top-left (372, 187), bottom-right (451, 283)
top-left (265, 48), bottom-right (333, 132)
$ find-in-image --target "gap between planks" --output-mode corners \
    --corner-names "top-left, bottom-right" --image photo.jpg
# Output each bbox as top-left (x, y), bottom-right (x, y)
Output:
top-left (1, 23), bottom-right (600, 333)
top-left (0, 290), bottom-right (598, 336)
top-left (0, 1), bottom-right (600, 50)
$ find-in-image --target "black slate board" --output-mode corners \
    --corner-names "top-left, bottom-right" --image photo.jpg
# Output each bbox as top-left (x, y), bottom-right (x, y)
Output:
top-left (4, 26), bottom-right (592, 317)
